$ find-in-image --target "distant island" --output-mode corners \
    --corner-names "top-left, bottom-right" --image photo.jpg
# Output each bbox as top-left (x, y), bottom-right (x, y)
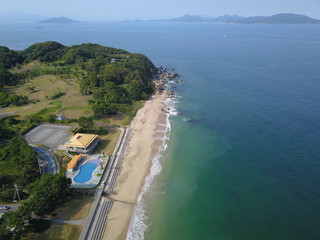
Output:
top-left (133, 13), bottom-right (320, 24)
top-left (38, 16), bottom-right (80, 23)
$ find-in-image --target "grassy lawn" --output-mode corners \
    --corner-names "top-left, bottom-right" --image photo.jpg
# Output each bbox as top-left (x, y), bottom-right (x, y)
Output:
top-left (95, 101), bottom-right (145, 127)
top-left (2, 74), bottom-right (92, 118)
top-left (11, 62), bottom-right (44, 74)
top-left (54, 150), bottom-right (70, 173)
top-left (56, 106), bottom-right (93, 119)
top-left (29, 223), bottom-right (81, 240)
top-left (1, 69), bottom-right (145, 124)
top-left (92, 128), bottom-right (121, 156)
top-left (95, 112), bottom-right (126, 127)
top-left (49, 195), bottom-right (93, 220)
top-left (127, 100), bottom-right (145, 115)
top-left (121, 100), bottom-right (145, 126)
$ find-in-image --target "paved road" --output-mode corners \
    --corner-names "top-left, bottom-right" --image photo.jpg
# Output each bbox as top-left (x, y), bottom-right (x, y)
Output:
top-left (0, 204), bottom-right (20, 213)
top-left (0, 111), bottom-right (16, 118)
top-left (28, 125), bottom-right (130, 240)
top-left (32, 146), bottom-right (59, 174)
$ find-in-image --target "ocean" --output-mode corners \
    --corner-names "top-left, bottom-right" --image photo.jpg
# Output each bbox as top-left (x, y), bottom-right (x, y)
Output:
top-left (1, 22), bottom-right (320, 240)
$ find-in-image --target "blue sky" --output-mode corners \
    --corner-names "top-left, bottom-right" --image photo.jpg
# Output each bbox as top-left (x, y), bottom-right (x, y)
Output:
top-left (0, 0), bottom-right (319, 21)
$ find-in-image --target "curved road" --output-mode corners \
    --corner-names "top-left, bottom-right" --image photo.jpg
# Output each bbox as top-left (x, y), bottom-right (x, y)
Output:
top-left (32, 146), bottom-right (59, 174)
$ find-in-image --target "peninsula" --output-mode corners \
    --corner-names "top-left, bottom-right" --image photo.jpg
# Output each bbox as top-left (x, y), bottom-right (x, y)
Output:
top-left (0, 41), bottom-right (176, 240)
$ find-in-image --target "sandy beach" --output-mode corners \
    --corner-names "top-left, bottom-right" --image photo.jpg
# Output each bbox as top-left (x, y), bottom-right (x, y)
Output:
top-left (103, 91), bottom-right (169, 240)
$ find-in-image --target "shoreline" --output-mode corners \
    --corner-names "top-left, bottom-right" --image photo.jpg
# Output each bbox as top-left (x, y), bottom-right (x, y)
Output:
top-left (103, 90), bottom-right (170, 240)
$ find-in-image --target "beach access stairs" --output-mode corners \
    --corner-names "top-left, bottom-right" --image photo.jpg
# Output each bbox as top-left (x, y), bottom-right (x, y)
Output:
top-left (88, 197), bottom-right (114, 240)
top-left (79, 126), bottom-right (131, 240)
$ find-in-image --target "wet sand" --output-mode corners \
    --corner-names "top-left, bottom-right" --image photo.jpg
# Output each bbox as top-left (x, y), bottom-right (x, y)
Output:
top-left (103, 92), bottom-right (168, 240)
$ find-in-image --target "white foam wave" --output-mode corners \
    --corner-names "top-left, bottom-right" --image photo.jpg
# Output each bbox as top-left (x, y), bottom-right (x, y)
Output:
top-left (155, 129), bottom-right (166, 133)
top-left (163, 143), bottom-right (168, 150)
top-left (127, 113), bottom-right (171, 239)
top-left (155, 136), bottom-right (170, 141)
top-left (166, 118), bottom-right (171, 131)
top-left (165, 97), bottom-right (180, 117)
top-left (127, 85), bottom-right (178, 240)
top-left (169, 109), bottom-right (179, 116)
top-left (126, 152), bottom-right (164, 240)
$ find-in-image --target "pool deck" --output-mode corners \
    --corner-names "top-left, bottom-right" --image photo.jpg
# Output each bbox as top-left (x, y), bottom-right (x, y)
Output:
top-left (67, 154), bottom-right (109, 188)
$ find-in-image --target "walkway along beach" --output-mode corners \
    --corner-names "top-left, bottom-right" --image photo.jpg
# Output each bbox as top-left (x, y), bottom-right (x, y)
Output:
top-left (103, 90), bottom-right (170, 240)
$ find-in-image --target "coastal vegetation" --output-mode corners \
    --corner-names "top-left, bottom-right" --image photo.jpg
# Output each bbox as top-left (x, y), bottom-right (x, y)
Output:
top-left (77, 116), bottom-right (94, 132)
top-left (0, 41), bottom-right (157, 239)
top-left (30, 223), bottom-right (81, 240)
top-left (0, 137), bottom-right (40, 202)
top-left (0, 41), bottom-right (156, 121)
top-left (0, 137), bottom-right (72, 239)
top-left (0, 175), bottom-right (71, 240)
top-left (0, 68), bottom-right (17, 87)
top-left (0, 92), bottom-right (28, 107)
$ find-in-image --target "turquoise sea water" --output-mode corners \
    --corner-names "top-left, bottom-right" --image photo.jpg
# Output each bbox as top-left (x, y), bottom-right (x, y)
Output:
top-left (1, 22), bottom-right (320, 240)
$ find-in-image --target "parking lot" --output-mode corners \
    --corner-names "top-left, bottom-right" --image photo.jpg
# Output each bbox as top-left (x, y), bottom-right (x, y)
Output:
top-left (24, 123), bottom-right (72, 149)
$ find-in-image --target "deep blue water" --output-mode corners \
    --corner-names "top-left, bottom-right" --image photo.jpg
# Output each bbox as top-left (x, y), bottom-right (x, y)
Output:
top-left (73, 163), bottom-right (97, 183)
top-left (1, 22), bottom-right (320, 240)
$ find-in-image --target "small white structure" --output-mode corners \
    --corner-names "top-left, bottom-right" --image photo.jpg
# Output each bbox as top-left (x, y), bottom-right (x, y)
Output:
top-left (55, 114), bottom-right (66, 120)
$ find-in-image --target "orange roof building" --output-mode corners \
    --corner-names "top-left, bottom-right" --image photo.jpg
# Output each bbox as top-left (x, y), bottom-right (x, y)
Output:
top-left (65, 133), bottom-right (99, 154)
top-left (67, 155), bottom-right (82, 172)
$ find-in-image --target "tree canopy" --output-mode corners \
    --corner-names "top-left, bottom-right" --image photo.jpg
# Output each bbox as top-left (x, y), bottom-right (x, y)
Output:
top-left (0, 41), bottom-right (156, 116)
top-left (0, 68), bottom-right (17, 88)
top-left (22, 41), bottom-right (66, 63)
top-left (91, 82), bottom-right (130, 115)
top-left (63, 43), bottom-right (129, 64)
top-left (0, 93), bottom-right (28, 107)
top-left (27, 174), bottom-right (71, 215)
top-left (0, 174), bottom-right (71, 240)
top-left (0, 46), bottom-right (23, 69)
top-left (0, 137), bottom-right (40, 184)
top-left (78, 116), bottom-right (94, 132)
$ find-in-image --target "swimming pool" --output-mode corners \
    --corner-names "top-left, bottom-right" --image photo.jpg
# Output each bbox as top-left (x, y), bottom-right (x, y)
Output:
top-left (73, 163), bottom-right (97, 183)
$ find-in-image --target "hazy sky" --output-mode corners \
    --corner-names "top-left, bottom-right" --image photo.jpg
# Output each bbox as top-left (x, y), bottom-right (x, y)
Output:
top-left (0, 0), bottom-right (320, 21)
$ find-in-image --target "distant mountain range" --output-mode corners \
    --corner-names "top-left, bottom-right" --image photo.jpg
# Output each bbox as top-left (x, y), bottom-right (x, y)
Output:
top-left (134, 13), bottom-right (320, 24)
top-left (38, 16), bottom-right (80, 23)
top-left (0, 13), bottom-right (318, 24)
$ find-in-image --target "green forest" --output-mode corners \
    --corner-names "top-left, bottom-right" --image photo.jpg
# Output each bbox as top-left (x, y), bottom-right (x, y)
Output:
top-left (0, 42), bottom-right (156, 114)
top-left (0, 137), bottom-right (71, 240)
top-left (0, 42), bottom-right (157, 239)
top-left (0, 41), bottom-right (157, 138)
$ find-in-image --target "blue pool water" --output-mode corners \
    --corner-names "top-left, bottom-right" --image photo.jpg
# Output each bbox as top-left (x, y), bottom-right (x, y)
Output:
top-left (74, 163), bottom-right (97, 183)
